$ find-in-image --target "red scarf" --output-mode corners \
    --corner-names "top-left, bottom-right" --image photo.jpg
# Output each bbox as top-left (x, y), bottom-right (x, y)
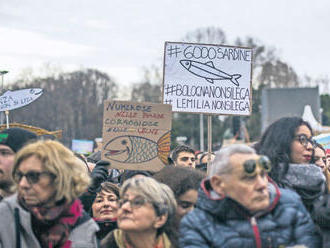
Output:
top-left (19, 196), bottom-right (83, 248)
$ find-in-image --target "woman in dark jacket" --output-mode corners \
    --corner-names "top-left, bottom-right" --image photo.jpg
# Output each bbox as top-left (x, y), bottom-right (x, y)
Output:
top-left (255, 116), bottom-right (330, 247)
top-left (91, 182), bottom-right (119, 240)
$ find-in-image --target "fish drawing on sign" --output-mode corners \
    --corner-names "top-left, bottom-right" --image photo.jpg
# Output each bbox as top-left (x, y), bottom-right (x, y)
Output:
top-left (180, 59), bottom-right (241, 86)
top-left (104, 131), bottom-right (170, 165)
top-left (0, 88), bottom-right (43, 111)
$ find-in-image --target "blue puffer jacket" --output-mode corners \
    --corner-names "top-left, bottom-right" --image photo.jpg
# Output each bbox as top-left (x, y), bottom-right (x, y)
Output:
top-left (179, 179), bottom-right (321, 248)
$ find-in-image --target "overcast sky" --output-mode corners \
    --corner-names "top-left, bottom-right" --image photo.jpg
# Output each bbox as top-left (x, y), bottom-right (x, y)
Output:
top-left (1, 0), bottom-right (329, 90)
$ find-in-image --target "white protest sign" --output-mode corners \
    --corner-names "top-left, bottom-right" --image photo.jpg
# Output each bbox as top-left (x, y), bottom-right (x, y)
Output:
top-left (0, 88), bottom-right (43, 111)
top-left (162, 42), bottom-right (252, 115)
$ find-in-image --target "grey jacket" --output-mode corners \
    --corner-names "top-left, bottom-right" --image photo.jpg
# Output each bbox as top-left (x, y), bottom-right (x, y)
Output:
top-left (0, 194), bottom-right (99, 248)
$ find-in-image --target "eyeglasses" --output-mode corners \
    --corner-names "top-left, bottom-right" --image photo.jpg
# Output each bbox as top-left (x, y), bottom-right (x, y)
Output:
top-left (243, 156), bottom-right (272, 176)
top-left (118, 196), bottom-right (148, 209)
top-left (294, 134), bottom-right (317, 148)
top-left (13, 170), bottom-right (55, 184)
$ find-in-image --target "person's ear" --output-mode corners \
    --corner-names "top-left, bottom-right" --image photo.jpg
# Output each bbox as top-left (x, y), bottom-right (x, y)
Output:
top-left (153, 213), bottom-right (168, 229)
top-left (210, 175), bottom-right (226, 196)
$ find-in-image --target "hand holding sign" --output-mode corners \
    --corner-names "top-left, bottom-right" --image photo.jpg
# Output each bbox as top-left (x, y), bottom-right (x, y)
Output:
top-left (88, 160), bottom-right (111, 193)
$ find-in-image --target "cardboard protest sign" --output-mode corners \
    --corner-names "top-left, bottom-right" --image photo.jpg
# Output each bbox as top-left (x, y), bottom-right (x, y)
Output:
top-left (0, 88), bottom-right (43, 111)
top-left (162, 42), bottom-right (253, 115)
top-left (102, 101), bottom-right (172, 171)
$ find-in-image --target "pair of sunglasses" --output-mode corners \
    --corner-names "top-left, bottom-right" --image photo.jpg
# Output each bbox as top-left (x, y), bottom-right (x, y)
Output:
top-left (243, 156), bottom-right (271, 176)
top-left (13, 170), bottom-right (55, 184)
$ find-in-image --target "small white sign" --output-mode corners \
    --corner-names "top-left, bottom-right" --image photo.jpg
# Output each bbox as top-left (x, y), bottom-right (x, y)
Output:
top-left (0, 88), bottom-right (43, 111)
top-left (72, 139), bottom-right (94, 154)
top-left (162, 42), bottom-right (252, 115)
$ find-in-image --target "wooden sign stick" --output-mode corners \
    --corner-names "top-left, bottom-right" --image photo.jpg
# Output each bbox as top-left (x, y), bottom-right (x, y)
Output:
top-left (207, 115), bottom-right (212, 175)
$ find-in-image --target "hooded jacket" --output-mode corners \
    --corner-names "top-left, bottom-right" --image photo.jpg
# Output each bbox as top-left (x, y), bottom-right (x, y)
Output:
top-left (0, 194), bottom-right (100, 248)
top-left (179, 179), bottom-right (321, 248)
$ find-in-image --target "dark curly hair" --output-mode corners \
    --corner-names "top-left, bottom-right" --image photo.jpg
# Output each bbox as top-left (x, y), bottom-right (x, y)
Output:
top-left (170, 145), bottom-right (195, 164)
top-left (153, 166), bottom-right (205, 199)
top-left (254, 116), bottom-right (313, 183)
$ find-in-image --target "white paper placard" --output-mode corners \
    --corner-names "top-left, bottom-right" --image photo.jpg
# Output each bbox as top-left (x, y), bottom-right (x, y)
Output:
top-left (0, 88), bottom-right (43, 111)
top-left (162, 42), bottom-right (253, 116)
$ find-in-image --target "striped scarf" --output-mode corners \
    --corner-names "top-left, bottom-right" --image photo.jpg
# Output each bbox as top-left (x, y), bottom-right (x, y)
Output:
top-left (19, 196), bottom-right (83, 248)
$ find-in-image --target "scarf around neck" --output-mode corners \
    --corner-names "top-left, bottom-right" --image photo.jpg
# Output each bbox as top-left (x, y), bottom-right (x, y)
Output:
top-left (18, 195), bottom-right (83, 248)
top-left (93, 217), bottom-right (117, 240)
top-left (277, 163), bottom-right (326, 205)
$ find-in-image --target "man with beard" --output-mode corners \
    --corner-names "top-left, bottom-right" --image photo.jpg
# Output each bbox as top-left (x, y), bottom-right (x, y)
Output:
top-left (0, 128), bottom-right (37, 200)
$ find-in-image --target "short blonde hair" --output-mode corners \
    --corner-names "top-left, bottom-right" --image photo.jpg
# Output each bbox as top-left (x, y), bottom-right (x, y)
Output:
top-left (13, 139), bottom-right (90, 203)
top-left (121, 177), bottom-right (177, 231)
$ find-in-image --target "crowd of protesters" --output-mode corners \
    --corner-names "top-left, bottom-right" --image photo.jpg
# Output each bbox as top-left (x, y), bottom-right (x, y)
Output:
top-left (0, 116), bottom-right (330, 247)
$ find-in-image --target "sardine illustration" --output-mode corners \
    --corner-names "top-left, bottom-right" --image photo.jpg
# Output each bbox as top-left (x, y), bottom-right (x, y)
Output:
top-left (180, 59), bottom-right (241, 86)
top-left (0, 88), bottom-right (43, 111)
top-left (104, 131), bottom-right (170, 165)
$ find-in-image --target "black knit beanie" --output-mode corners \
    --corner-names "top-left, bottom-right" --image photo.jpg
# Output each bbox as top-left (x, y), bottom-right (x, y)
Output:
top-left (0, 128), bottom-right (37, 152)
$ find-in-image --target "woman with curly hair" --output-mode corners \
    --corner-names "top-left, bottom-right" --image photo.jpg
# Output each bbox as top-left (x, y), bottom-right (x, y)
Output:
top-left (0, 139), bottom-right (99, 247)
top-left (255, 117), bottom-right (325, 210)
top-left (255, 117), bottom-right (330, 247)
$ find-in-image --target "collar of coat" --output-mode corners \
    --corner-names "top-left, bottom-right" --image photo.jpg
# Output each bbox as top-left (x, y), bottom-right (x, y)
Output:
top-left (197, 176), bottom-right (281, 220)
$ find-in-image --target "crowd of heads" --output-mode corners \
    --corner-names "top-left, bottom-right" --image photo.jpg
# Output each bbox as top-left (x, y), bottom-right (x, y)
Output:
top-left (0, 115), bottom-right (330, 247)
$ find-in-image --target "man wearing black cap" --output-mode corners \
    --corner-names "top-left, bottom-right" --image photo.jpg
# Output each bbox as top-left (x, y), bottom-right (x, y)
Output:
top-left (0, 128), bottom-right (37, 200)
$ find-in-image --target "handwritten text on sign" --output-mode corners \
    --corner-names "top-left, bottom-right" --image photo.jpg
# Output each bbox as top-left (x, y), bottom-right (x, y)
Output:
top-left (0, 88), bottom-right (43, 111)
top-left (162, 42), bottom-right (252, 115)
top-left (102, 101), bottom-right (172, 172)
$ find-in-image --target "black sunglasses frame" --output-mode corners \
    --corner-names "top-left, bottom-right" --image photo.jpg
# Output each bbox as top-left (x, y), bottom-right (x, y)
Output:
top-left (13, 170), bottom-right (55, 185)
top-left (243, 156), bottom-right (272, 176)
top-left (294, 134), bottom-right (317, 149)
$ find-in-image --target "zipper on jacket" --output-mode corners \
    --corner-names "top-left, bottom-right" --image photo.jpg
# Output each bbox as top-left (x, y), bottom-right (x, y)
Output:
top-left (250, 216), bottom-right (262, 248)
top-left (267, 236), bottom-right (272, 248)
